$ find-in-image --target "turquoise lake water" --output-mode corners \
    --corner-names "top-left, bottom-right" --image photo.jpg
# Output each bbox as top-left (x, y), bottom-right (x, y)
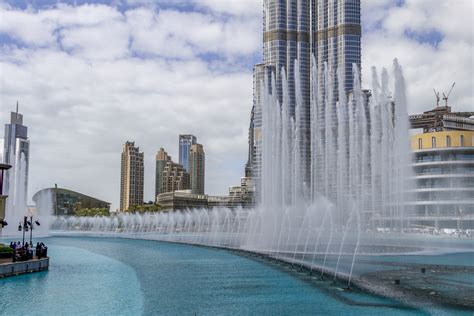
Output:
top-left (0, 237), bottom-right (467, 315)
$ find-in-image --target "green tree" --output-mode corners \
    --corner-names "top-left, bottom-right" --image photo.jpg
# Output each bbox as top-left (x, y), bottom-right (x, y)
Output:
top-left (74, 208), bottom-right (110, 217)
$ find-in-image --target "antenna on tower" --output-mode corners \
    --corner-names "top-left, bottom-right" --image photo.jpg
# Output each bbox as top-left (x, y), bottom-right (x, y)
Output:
top-left (16, 101), bottom-right (19, 119)
top-left (433, 89), bottom-right (440, 107)
top-left (442, 82), bottom-right (455, 107)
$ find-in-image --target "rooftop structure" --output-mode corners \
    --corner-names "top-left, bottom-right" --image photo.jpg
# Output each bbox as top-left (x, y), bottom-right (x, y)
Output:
top-left (409, 106), bottom-right (474, 132)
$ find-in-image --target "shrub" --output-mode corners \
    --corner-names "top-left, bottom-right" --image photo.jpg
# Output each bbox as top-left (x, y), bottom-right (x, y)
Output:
top-left (0, 245), bottom-right (14, 254)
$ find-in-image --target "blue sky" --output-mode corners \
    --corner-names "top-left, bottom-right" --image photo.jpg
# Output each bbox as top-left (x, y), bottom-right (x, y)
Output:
top-left (0, 0), bottom-right (472, 209)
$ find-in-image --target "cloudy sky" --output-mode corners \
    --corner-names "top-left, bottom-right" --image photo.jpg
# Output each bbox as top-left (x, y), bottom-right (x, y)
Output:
top-left (0, 0), bottom-right (472, 210)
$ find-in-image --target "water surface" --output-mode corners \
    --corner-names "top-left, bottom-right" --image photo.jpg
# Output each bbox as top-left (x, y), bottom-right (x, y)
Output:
top-left (0, 237), bottom-right (443, 315)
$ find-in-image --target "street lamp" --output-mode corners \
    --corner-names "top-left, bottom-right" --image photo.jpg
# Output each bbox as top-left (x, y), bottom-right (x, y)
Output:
top-left (17, 216), bottom-right (40, 245)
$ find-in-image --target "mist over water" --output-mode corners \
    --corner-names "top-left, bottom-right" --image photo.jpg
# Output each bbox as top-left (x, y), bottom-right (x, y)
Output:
top-left (3, 149), bottom-right (52, 238)
top-left (48, 59), bottom-right (473, 286)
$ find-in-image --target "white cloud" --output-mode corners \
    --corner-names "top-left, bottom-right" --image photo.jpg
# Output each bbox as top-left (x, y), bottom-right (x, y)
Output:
top-left (362, 0), bottom-right (473, 114)
top-left (0, 2), bottom-right (257, 210)
top-left (126, 8), bottom-right (261, 59)
top-left (195, 0), bottom-right (262, 17)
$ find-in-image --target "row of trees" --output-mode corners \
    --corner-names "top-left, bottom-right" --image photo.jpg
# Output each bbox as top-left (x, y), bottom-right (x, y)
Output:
top-left (127, 203), bottom-right (164, 214)
top-left (72, 204), bottom-right (164, 217)
top-left (73, 208), bottom-right (110, 217)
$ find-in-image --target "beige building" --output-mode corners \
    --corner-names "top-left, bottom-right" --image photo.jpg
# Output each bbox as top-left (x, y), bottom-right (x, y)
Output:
top-left (157, 190), bottom-right (208, 211)
top-left (161, 161), bottom-right (190, 194)
top-left (120, 141), bottom-right (144, 211)
top-left (155, 148), bottom-right (171, 199)
top-left (227, 177), bottom-right (256, 209)
top-left (189, 144), bottom-right (205, 195)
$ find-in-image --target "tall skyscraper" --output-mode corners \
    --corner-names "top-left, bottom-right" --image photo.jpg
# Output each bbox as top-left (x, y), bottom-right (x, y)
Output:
top-left (179, 135), bottom-right (197, 172)
top-left (120, 141), bottom-right (144, 211)
top-left (155, 147), bottom-right (171, 200)
top-left (188, 144), bottom-right (205, 195)
top-left (245, 106), bottom-right (255, 178)
top-left (251, 63), bottom-right (274, 181)
top-left (249, 0), bottom-right (361, 186)
top-left (3, 105), bottom-right (30, 211)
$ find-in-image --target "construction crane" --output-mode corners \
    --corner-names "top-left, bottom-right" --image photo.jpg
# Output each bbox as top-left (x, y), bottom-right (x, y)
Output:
top-left (433, 89), bottom-right (440, 107)
top-left (442, 82), bottom-right (456, 107)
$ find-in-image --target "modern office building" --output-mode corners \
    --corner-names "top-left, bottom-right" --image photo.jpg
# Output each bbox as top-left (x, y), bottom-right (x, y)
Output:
top-left (155, 148), bottom-right (171, 200)
top-left (157, 190), bottom-right (208, 211)
top-left (3, 105), bottom-right (30, 212)
top-left (245, 106), bottom-right (255, 178)
top-left (189, 143), bottom-right (205, 195)
top-left (161, 161), bottom-right (190, 195)
top-left (409, 105), bottom-right (474, 231)
top-left (33, 187), bottom-right (111, 216)
top-left (179, 135), bottom-right (197, 172)
top-left (250, 64), bottom-right (274, 181)
top-left (249, 0), bottom-right (362, 187)
top-left (120, 141), bottom-right (144, 211)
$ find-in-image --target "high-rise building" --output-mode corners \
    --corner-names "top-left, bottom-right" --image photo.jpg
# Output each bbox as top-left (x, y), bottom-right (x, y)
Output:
top-left (161, 161), bottom-right (190, 195)
top-left (155, 148), bottom-right (171, 200)
top-left (3, 106), bottom-right (30, 211)
top-left (249, 0), bottom-right (361, 187)
top-left (245, 106), bottom-right (255, 178)
top-left (250, 64), bottom-right (274, 182)
top-left (120, 141), bottom-right (144, 211)
top-left (408, 104), bottom-right (474, 230)
top-left (189, 144), bottom-right (205, 195)
top-left (179, 135), bottom-right (197, 172)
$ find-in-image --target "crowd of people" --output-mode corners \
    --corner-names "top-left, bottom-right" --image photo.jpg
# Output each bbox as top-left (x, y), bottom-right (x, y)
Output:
top-left (9, 241), bottom-right (48, 262)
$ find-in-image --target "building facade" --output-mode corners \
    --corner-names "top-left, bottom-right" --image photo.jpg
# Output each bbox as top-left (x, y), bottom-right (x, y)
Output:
top-left (3, 107), bottom-right (30, 212)
top-left (189, 143), bottom-right (205, 195)
top-left (179, 135), bottom-right (197, 172)
top-left (227, 177), bottom-right (256, 209)
top-left (33, 187), bottom-right (110, 216)
top-left (157, 190), bottom-right (208, 211)
top-left (249, 0), bottom-right (362, 188)
top-left (409, 106), bottom-right (474, 231)
top-left (120, 141), bottom-right (144, 211)
top-left (161, 161), bottom-right (190, 194)
top-left (155, 148), bottom-right (171, 200)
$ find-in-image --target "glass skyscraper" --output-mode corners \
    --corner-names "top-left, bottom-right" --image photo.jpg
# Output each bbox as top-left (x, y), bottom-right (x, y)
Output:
top-left (179, 134), bottom-right (197, 172)
top-left (3, 107), bottom-right (30, 211)
top-left (250, 0), bottom-right (361, 186)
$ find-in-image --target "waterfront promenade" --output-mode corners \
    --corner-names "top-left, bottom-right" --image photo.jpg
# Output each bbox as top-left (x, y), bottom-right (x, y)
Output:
top-left (0, 256), bottom-right (49, 278)
top-left (0, 242), bottom-right (50, 278)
